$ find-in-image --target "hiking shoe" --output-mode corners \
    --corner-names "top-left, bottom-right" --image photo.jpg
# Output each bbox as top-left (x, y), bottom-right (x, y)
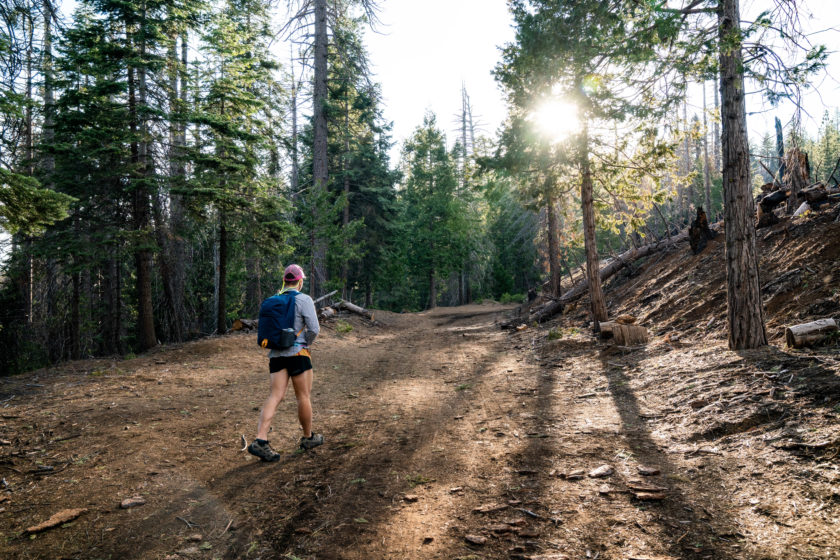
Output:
top-left (299, 433), bottom-right (324, 450)
top-left (247, 440), bottom-right (281, 462)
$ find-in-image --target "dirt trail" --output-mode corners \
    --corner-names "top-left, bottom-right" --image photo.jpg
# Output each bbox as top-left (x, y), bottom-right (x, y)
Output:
top-left (1, 303), bottom-right (839, 559)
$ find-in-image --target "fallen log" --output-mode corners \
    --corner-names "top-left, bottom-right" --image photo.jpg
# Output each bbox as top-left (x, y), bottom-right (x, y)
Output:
top-left (319, 306), bottom-right (336, 320)
top-left (528, 229), bottom-right (693, 324)
top-left (338, 299), bottom-right (375, 321)
top-left (313, 290), bottom-right (339, 306)
top-left (599, 321), bottom-right (648, 346)
top-left (785, 318), bottom-right (838, 348)
top-left (232, 318), bottom-right (258, 331)
top-left (798, 183), bottom-right (827, 205)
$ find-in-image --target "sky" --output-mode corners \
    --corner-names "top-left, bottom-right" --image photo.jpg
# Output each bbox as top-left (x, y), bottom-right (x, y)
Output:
top-left (362, 0), bottom-right (840, 158)
top-left (362, 1), bottom-right (514, 159)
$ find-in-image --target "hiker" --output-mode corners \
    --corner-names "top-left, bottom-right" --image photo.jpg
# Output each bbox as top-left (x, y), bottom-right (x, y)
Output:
top-left (248, 264), bottom-right (323, 461)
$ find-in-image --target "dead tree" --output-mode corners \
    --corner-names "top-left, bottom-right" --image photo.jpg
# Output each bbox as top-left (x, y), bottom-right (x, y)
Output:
top-left (688, 206), bottom-right (716, 254)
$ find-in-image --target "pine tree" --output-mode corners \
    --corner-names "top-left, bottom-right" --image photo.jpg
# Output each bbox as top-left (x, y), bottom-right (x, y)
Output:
top-left (495, 0), bottom-right (675, 328)
top-left (191, 0), bottom-right (291, 334)
top-left (398, 113), bottom-right (471, 310)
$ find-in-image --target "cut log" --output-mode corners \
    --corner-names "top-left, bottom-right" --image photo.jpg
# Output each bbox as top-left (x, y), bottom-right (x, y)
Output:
top-left (785, 318), bottom-right (838, 348)
top-left (612, 324), bottom-right (648, 346)
top-left (339, 299), bottom-right (374, 321)
top-left (232, 318), bottom-right (258, 331)
top-left (319, 307), bottom-right (336, 320)
top-left (599, 321), bottom-right (616, 337)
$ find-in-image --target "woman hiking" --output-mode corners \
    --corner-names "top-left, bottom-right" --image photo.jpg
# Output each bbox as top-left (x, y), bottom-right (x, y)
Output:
top-left (248, 264), bottom-right (323, 461)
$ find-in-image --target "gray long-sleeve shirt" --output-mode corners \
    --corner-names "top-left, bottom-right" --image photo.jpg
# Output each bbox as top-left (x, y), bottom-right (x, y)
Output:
top-left (267, 291), bottom-right (320, 358)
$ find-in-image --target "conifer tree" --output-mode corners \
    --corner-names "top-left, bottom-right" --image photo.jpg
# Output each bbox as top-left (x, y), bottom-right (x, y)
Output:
top-left (192, 0), bottom-right (290, 334)
top-left (495, 0), bottom-right (674, 328)
top-left (652, 0), bottom-right (826, 349)
top-left (399, 113), bottom-right (471, 309)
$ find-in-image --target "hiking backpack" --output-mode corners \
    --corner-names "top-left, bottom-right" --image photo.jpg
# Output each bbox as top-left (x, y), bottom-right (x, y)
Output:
top-left (257, 291), bottom-right (298, 350)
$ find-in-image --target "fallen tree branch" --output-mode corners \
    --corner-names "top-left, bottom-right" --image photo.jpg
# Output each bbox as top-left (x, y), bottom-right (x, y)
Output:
top-left (527, 228), bottom-right (693, 324)
top-left (313, 290), bottom-right (339, 306)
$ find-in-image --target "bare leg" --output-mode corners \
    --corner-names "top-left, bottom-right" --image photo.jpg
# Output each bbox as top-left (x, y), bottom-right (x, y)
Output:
top-left (256, 370), bottom-right (291, 440)
top-left (291, 369), bottom-right (314, 438)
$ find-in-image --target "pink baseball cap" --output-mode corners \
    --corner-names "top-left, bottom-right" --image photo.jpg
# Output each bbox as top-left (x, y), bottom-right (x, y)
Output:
top-left (283, 264), bottom-right (306, 282)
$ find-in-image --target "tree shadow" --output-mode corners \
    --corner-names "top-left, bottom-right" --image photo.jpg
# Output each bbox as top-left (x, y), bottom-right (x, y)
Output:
top-left (595, 343), bottom-right (741, 559)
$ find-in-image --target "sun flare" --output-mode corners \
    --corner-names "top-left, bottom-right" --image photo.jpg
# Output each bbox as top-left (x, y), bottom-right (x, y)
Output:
top-left (532, 100), bottom-right (580, 142)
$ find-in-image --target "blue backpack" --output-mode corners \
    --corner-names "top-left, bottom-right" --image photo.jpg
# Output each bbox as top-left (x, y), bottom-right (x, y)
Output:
top-left (257, 291), bottom-right (298, 350)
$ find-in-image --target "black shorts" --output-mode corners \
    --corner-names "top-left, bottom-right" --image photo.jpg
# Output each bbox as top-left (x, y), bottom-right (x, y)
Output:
top-left (269, 355), bottom-right (312, 377)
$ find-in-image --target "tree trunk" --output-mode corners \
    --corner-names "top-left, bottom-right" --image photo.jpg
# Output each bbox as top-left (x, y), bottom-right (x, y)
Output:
top-left (128, 30), bottom-right (157, 352)
top-left (545, 184), bottom-right (561, 297)
top-left (718, 0), bottom-right (767, 350)
top-left (245, 254), bottom-right (262, 316)
top-left (311, 0), bottom-right (329, 297)
top-left (138, 70), bottom-right (157, 349)
top-left (161, 28), bottom-right (186, 342)
top-left (217, 215), bottom-right (228, 334)
top-left (714, 69), bottom-right (721, 173)
top-left (681, 98), bottom-right (691, 221)
top-left (21, 12), bottom-right (34, 324)
top-left (580, 121), bottom-right (608, 326)
top-left (784, 148), bottom-right (809, 214)
top-left (702, 81), bottom-right (712, 214)
top-left (290, 46), bottom-right (300, 196)
top-left (102, 251), bottom-right (121, 354)
top-left (71, 268), bottom-right (81, 360)
top-left (428, 268), bottom-right (437, 309)
top-left (775, 116), bottom-right (786, 182)
top-left (341, 97), bottom-right (351, 298)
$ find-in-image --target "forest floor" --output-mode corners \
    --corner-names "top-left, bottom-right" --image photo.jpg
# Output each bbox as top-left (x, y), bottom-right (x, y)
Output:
top-left (2, 210), bottom-right (840, 560)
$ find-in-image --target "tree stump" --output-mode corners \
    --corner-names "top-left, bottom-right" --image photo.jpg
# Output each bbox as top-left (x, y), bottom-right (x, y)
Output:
top-left (688, 207), bottom-right (717, 254)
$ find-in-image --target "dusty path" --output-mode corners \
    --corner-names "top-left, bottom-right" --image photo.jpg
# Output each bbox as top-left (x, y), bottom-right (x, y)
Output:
top-left (1, 304), bottom-right (838, 559)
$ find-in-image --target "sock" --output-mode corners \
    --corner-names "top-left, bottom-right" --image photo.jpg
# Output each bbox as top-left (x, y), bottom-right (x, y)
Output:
top-left (255, 438), bottom-right (268, 445)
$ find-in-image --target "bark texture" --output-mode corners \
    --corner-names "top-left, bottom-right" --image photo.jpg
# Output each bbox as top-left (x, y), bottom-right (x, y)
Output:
top-left (310, 0), bottom-right (329, 297)
top-left (545, 186), bottom-right (561, 297)
top-left (580, 122), bottom-right (608, 326)
top-left (718, 0), bottom-right (767, 349)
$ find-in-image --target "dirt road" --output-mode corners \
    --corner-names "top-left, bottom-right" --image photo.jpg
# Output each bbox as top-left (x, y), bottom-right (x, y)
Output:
top-left (1, 304), bottom-right (838, 559)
